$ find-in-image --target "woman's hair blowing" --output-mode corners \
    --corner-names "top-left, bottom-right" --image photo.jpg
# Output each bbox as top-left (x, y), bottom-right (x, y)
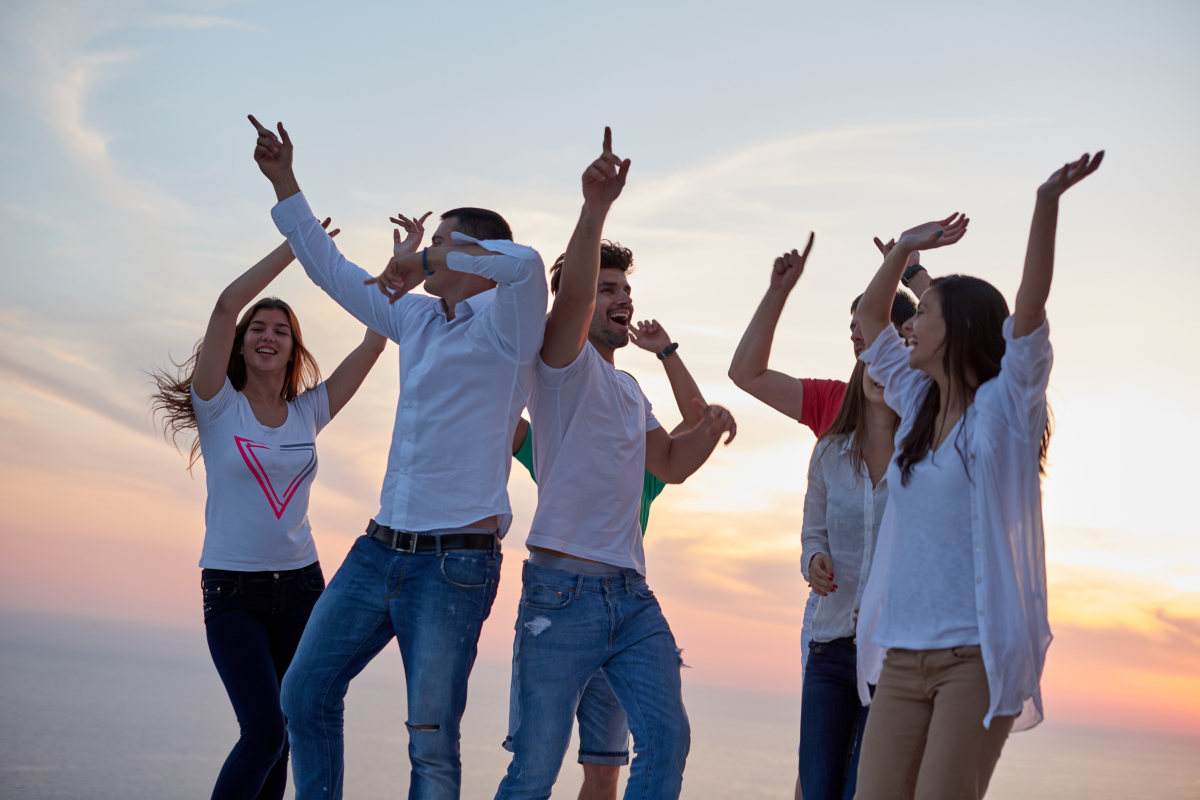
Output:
top-left (150, 298), bottom-right (321, 470)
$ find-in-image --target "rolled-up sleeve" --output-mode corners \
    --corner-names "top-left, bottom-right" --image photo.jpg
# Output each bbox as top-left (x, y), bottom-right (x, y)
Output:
top-left (861, 325), bottom-right (930, 419)
top-left (272, 192), bottom-right (408, 342)
top-left (996, 316), bottom-right (1053, 439)
top-left (448, 232), bottom-right (547, 363)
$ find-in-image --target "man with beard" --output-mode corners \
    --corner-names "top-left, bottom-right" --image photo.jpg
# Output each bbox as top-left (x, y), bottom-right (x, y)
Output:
top-left (493, 129), bottom-right (736, 800)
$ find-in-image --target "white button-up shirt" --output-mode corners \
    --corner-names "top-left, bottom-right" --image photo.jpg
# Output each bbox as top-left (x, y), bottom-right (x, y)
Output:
top-left (857, 318), bottom-right (1053, 732)
top-left (800, 433), bottom-right (889, 644)
top-left (272, 193), bottom-right (547, 535)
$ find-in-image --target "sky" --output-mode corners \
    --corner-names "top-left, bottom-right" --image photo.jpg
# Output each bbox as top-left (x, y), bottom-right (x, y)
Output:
top-left (1, 0), bottom-right (1199, 745)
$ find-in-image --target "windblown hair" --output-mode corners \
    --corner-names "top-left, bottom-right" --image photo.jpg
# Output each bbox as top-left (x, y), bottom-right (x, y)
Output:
top-left (441, 207), bottom-right (513, 241)
top-left (149, 298), bottom-right (321, 470)
top-left (819, 360), bottom-right (899, 478)
top-left (896, 275), bottom-right (1052, 485)
top-left (548, 240), bottom-right (635, 295)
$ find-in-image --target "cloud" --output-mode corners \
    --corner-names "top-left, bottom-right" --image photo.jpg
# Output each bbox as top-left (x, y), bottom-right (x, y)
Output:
top-left (147, 14), bottom-right (255, 31)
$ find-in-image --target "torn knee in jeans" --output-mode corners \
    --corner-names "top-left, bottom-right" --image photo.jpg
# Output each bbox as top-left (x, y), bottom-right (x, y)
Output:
top-left (407, 722), bottom-right (440, 731)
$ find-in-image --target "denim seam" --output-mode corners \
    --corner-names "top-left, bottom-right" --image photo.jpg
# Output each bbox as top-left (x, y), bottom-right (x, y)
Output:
top-left (599, 663), bottom-right (656, 798)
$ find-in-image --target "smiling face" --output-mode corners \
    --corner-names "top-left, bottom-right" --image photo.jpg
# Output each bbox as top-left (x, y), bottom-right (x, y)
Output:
top-left (240, 307), bottom-right (294, 375)
top-left (907, 286), bottom-right (947, 374)
top-left (850, 311), bottom-right (866, 357)
top-left (589, 267), bottom-right (633, 351)
top-left (862, 361), bottom-right (887, 405)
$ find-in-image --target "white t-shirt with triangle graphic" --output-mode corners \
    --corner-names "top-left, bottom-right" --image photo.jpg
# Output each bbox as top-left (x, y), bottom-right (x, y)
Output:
top-left (192, 377), bottom-right (330, 570)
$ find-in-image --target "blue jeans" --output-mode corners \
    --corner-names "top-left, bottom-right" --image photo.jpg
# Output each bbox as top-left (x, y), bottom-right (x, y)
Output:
top-left (495, 562), bottom-right (689, 800)
top-left (503, 669), bottom-right (631, 766)
top-left (280, 534), bottom-right (502, 800)
top-left (799, 637), bottom-right (869, 800)
top-left (202, 562), bottom-right (325, 800)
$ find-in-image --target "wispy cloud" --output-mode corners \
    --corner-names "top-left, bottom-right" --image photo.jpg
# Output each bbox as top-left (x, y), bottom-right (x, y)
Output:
top-left (148, 14), bottom-right (256, 31)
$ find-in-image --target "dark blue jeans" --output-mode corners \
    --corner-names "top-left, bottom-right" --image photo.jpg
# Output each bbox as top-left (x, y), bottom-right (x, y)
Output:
top-left (799, 637), bottom-right (869, 800)
top-left (203, 562), bottom-right (325, 800)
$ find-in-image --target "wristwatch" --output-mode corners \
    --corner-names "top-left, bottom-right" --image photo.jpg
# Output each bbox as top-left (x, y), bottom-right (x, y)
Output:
top-left (657, 342), bottom-right (679, 361)
top-left (901, 264), bottom-right (927, 288)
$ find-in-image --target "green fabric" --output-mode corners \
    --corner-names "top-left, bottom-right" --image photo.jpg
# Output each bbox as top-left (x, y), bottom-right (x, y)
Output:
top-left (514, 428), bottom-right (665, 537)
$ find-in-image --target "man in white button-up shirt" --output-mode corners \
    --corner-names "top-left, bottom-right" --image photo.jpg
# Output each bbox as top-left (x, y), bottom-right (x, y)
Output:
top-left (494, 129), bottom-right (736, 800)
top-left (248, 117), bottom-right (547, 800)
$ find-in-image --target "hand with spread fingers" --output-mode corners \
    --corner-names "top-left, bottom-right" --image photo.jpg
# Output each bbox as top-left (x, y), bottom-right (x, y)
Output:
top-left (770, 232), bottom-right (815, 293)
top-left (691, 398), bottom-right (738, 445)
top-left (896, 212), bottom-right (970, 253)
top-left (1037, 151), bottom-right (1105, 202)
top-left (630, 319), bottom-right (672, 353)
top-left (392, 212), bottom-right (433, 257)
top-left (582, 127), bottom-right (631, 210)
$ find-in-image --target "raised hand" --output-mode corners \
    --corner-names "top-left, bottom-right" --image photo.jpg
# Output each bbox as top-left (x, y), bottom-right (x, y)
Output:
top-left (248, 115), bottom-right (293, 183)
top-left (392, 212), bottom-right (433, 257)
top-left (363, 253), bottom-right (424, 304)
top-left (770, 233), bottom-right (815, 292)
top-left (874, 236), bottom-right (920, 268)
top-left (582, 127), bottom-right (631, 210)
top-left (320, 217), bottom-right (340, 239)
top-left (691, 398), bottom-right (737, 445)
top-left (896, 213), bottom-right (970, 253)
top-left (1037, 151), bottom-right (1104, 202)
top-left (630, 319), bottom-right (672, 353)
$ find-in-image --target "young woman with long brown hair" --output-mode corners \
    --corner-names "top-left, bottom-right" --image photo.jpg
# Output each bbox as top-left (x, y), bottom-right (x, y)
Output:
top-left (852, 151), bottom-right (1103, 799)
top-left (151, 214), bottom-right (422, 800)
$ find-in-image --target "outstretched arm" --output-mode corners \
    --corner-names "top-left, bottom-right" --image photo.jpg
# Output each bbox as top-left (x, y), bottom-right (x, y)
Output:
top-left (541, 128), bottom-right (631, 368)
top-left (629, 320), bottom-right (722, 436)
top-left (727, 235), bottom-right (813, 421)
top-left (875, 237), bottom-right (929, 297)
top-left (193, 220), bottom-right (339, 401)
top-left (644, 400), bottom-right (737, 484)
top-left (859, 214), bottom-right (970, 349)
top-left (1014, 151), bottom-right (1104, 338)
top-left (325, 329), bottom-right (389, 418)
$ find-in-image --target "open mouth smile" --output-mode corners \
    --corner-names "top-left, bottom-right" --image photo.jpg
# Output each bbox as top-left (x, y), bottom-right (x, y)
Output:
top-left (608, 310), bottom-right (630, 328)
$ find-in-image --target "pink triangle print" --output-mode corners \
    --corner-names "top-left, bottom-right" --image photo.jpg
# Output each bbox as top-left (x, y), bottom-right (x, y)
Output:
top-left (234, 436), bottom-right (317, 520)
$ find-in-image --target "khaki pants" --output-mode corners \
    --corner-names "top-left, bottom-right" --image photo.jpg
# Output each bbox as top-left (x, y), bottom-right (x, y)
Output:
top-left (854, 646), bottom-right (1015, 800)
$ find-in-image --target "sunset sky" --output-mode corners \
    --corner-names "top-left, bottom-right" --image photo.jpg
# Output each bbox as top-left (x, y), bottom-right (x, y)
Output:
top-left (1, 0), bottom-right (1198, 749)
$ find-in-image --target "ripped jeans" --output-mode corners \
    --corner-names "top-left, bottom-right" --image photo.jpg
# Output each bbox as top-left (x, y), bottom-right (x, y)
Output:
top-left (280, 534), bottom-right (501, 800)
top-left (495, 561), bottom-right (690, 800)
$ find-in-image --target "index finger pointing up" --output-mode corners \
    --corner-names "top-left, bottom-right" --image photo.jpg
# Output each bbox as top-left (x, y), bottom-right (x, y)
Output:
top-left (248, 114), bottom-right (270, 135)
top-left (603, 126), bottom-right (612, 154)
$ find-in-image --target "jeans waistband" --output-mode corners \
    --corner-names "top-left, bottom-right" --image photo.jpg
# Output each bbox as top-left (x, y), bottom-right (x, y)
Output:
top-left (527, 549), bottom-right (625, 575)
top-left (201, 561), bottom-right (320, 583)
top-left (522, 560), bottom-right (644, 593)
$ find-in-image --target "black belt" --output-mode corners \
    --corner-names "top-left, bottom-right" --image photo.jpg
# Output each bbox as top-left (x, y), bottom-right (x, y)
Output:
top-left (366, 519), bottom-right (498, 553)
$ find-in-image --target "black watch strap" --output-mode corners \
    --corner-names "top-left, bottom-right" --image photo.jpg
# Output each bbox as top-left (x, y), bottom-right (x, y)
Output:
top-left (657, 342), bottom-right (679, 361)
top-left (901, 264), bottom-right (927, 287)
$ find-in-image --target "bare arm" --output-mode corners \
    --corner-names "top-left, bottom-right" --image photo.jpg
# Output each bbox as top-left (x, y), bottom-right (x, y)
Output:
top-left (541, 128), bottom-right (631, 368)
top-left (644, 400), bottom-right (737, 484)
top-left (325, 329), bottom-right (388, 418)
top-left (1014, 151), bottom-right (1104, 338)
top-left (512, 417), bottom-right (530, 456)
top-left (628, 320), bottom-right (714, 434)
top-left (194, 221), bottom-right (339, 401)
top-left (859, 214), bottom-right (970, 350)
top-left (727, 236), bottom-right (813, 421)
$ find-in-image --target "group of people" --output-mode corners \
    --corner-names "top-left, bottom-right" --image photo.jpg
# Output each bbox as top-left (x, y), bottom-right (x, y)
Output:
top-left (151, 117), bottom-right (1102, 800)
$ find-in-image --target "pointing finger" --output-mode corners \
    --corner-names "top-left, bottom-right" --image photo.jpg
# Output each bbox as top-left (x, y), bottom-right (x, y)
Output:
top-left (602, 126), bottom-right (612, 154)
top-left (248, 114), bottom-right (270, 135)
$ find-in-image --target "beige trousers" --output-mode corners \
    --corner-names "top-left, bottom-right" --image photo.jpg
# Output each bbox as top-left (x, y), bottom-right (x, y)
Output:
top-left (854, 646), bottom-right (1015, 800)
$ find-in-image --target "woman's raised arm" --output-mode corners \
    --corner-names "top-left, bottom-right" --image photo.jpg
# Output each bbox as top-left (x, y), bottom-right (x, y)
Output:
top-left (192, 219), bottom-right (338, 401)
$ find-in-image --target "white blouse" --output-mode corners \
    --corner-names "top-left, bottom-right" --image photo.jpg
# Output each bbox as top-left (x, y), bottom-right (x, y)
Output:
top-left (857, 317), bottom-right (1054, 732)
top-left (800, 433), bottom-right (889, 644)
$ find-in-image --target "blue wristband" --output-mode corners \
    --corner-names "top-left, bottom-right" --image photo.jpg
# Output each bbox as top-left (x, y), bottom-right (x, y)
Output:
top-left (422, 247), bottom-right (434, 276)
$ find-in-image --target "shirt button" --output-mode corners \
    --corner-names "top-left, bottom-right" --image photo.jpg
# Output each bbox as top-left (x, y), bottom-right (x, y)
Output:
top-left (976, 578), bottom-right (982, 585)
top-left (402, 468), bottom-right (408, 475)
top-left (973, 514), bottom-right (979, 520)
top-left (405, 402), bottom-right (413, 408)
top-left (273, 573), bottom-right (279, 579)
top-left (405, 436), bottom-right (412, 442)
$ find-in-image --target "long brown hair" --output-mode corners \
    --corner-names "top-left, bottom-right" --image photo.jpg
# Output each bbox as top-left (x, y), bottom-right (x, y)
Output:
top-left (818, 359), bottom-right (898, 477)
top-left (150, 298), bottom-right (321, 470)
top-left (896, 276), bottom-right (1052, 485)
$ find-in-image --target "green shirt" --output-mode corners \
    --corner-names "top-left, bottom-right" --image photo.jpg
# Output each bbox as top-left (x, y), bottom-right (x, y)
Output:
top-left (514, 429), bottom-right (666, 536)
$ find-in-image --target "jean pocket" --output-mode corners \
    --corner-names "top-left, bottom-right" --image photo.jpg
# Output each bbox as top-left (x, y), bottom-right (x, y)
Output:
top-left (633, 586), bottom-right (656, 601)
top-left (201, 580), bottom-right (237, 611)
top-left (302, 573), bottom-right (326, 593)
top-left (440, 552), bottom-right (490, 589)
top-left (950, 645), bottom-right (983, 660)
top-left (522, 584), bottom-right (573, 610)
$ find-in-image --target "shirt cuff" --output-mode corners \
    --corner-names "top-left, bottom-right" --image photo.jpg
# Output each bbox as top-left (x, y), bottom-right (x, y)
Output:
top-left (271, 192), bottom-right (315, 235)
top-left (447, 231), bottom-right (540, 262)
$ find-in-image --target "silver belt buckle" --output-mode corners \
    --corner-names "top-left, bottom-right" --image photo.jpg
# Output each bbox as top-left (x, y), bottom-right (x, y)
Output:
top-left (406, 531), bottom-right (420, 554)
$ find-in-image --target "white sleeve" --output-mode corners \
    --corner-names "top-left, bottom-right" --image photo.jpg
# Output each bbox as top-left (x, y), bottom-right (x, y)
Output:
top-left (994, 316), bottom-right (1053, 440)
top-left (860, 325), bottom-right (931, 420)
top-left (447, 232), bottom-right (547, 363)
top-left (190, 376), bottom-right (237, 425)
top-left (799, 441), bottom-right (831, 581)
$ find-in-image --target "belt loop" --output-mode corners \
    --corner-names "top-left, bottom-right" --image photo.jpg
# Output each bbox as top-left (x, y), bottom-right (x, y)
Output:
top-left (435, 533), bottom-right (443, 556)
top-left (575, 573), bottom-right (584, 599)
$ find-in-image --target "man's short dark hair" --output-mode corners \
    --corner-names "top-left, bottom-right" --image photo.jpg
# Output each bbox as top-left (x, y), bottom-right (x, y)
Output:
top-left (440, 208), bottom-right (513, 241)
top-left (851, 289), bottom-right (917, 328)
top-left (548, 240), bottom-right (635, 295)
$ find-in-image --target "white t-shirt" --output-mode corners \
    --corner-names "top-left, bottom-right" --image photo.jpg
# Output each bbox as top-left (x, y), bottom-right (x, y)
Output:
top-left (526, 343), bottom-right (660, 575)
top-left (191, 378), bottom-right (330, 571)
top-left (873, 416), bottom-right (981, 650)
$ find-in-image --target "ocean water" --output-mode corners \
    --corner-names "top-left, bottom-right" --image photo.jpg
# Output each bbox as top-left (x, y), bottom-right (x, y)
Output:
top-left (1, 608), bottom-right (1197, 799)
